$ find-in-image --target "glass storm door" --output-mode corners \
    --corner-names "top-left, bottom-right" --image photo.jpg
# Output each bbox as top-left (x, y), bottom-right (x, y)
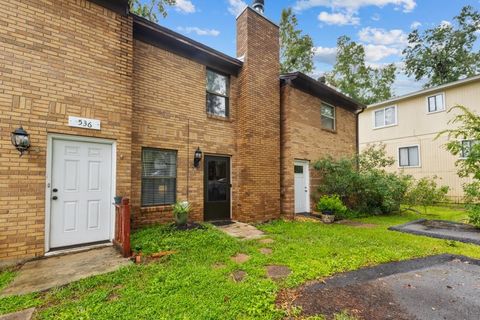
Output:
top-left (204, 156), bottom-right (231, 221)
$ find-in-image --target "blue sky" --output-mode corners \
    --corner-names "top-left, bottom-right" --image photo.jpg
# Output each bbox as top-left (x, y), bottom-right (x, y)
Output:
top-left (150, 0), bottom-right (480, 96)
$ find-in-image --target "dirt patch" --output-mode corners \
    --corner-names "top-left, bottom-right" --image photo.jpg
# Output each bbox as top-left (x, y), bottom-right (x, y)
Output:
top-left (231, 270), bottom-right (246, 282)
top-left (422, 220), bottom-right (478, 231)
top-left (279, 281), bottom-right (412, 320)
top-left (231, 253), bottom-right (250, 264)
top-left (266, 265), bottom-right (291, 280)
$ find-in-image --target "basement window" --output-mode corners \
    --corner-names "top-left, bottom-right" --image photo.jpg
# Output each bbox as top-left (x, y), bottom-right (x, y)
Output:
top-left (206, 69), bottom-right (229, 117)
top-left (141, 148), bottom-right (177, 206)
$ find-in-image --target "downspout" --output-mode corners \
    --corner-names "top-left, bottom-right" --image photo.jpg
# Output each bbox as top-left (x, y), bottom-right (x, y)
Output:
top-left (355, 106), bottom-right (366, 158)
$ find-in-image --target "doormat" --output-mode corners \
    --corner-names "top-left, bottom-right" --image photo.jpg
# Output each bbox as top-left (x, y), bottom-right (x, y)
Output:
top-left (210, 220), bottom-right (235, 227)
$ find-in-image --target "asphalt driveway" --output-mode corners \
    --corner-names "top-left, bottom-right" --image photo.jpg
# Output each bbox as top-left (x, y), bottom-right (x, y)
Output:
top-left (278, 255), bottom-right (480, 320)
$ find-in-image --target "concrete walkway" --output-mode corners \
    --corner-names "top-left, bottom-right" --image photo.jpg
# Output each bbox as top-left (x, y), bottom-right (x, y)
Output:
top-left (214, 221), bottom-right (265, 240)
top-left (1, 247), bottom-right (131, 297)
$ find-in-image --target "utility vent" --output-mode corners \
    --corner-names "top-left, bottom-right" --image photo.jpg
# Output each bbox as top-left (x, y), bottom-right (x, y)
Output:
top-left (252, 0), bottom-right (264, 14)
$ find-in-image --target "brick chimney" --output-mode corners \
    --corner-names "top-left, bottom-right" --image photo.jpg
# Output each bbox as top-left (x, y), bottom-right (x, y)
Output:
top-left (235, 2), bottom-right (281, 222)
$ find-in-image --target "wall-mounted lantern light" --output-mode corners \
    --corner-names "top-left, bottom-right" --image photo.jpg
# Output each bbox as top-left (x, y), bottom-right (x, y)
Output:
top-left (194, 147), bottom-right (203, 168)
top-left (11, 126), bottom-right (30, 156)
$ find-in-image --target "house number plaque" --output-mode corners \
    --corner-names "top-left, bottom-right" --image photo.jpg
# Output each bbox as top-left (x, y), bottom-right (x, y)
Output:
top-left (68, 116), bottom-right (101, 130)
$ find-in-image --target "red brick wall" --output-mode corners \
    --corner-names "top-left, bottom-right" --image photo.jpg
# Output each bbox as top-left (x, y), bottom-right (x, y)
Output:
top-left (235, 8), bottom-right (281, 222)
top-left (0, 0), bottom-right (133, 263)
top-left (280, 85), bottom-right (358, 215)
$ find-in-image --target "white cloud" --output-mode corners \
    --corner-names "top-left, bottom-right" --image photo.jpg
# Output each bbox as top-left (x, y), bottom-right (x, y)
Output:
top-left (313, 46), bottom-right (337, 64)
top-left (174, 0), bottom-right (196, 14)
top-left (228, 0), bottom-right (247, 16)
top-left (410, 21), bottom-right (422, 29)
top-left (318, 11), bottom-right (360, 25)
top-left (364, 44), bottom-right (400, 62)
top-left (177, 27), bottom-right (220, 37)
top-left (294, 0), bottom-right (417, 13)
top-left (371, 13), bottom-right (381, 21)
top-left (358, 27), bottom-right (408, 47)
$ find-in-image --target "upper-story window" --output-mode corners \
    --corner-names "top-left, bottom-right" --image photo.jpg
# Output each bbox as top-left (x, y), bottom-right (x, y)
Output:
top-left (206, 69), bottom-right (229, 117)
top-left (321, 103), bottom-right (336, 131)
top-left (374, 106), bottom-right (397, 129)
top-left (427, 93), bottom-right (445, 113)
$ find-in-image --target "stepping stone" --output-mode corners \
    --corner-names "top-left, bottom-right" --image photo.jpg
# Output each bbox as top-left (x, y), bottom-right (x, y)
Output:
top-left (0, 308), bottom-right (35, 320)
top-left (259, 238), bottom-right (274, 244)
top-left (231, 253), bottom-right (250, 264)
top-left (259, 248), bottom-right (273, 255)
top-left (266, 265), bottom-right (291, 280)
top-left (231, 270), bottom-right (246, 282)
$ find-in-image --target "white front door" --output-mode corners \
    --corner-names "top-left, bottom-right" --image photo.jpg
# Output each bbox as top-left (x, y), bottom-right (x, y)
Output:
top-left (49, 139), bottom-right (113, 249)
top-left (294, 160), bottom-right (310, 213)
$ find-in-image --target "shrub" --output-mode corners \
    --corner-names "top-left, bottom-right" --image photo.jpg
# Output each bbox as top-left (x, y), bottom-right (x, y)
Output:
top-left (404, 177), bottom-right (450, 213)
top-left (316, 195), bottom-right (347, 216)
top-left (172, 201), bottom-right (190, 226)
top-left (314, 144), bottom-right (409, 215)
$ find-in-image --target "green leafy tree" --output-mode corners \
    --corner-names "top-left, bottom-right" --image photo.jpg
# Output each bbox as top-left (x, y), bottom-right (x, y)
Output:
top-left (403, 6), bottom-right (480, 88)
top-left (326, 36), bottom-right (396, 105)
top-left (129, 0), bottom-right (176, 22)
top-left (404, 177), bottom-right (449, 214)
top-left (438, 106), bottom-right (480, 227)
top-left (280, 8), bottom-right (314, 74)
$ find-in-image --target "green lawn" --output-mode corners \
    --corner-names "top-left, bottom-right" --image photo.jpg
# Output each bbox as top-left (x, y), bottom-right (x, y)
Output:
top-left (0, 206), bottom-right (479, 319)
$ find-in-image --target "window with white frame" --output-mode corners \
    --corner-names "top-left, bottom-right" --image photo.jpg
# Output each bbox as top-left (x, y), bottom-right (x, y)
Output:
top-left (321, 103), bottom-right (335, 130)
top-left (374, 106), bottom-right (396, 128)
top-left (399, 146), bottom-right (420, 167)
top-left (461, 140), bottom-right (478, 159)
top-left (427, 93), bottom-right (445, 113)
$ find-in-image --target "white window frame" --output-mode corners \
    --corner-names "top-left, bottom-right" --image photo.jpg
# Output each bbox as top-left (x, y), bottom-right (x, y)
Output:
top-left (397, 144), bottom-right (421, 168)
top-left (321, 103), bottom-right (336, 131)
top-left (426, 92), bottom-right (446, 114)
top-left (373, 105), bottom-right (397, 129)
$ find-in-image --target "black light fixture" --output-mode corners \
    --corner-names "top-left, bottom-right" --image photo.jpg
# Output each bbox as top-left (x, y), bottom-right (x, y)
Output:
top-left (194, 147), bottom-right (203, 168)
top-left (11, 126), bottom-right (30, 156)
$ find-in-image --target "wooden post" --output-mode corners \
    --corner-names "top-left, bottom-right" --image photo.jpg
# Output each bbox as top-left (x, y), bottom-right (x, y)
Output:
top-left (113, 198), bottom-right (131, 257)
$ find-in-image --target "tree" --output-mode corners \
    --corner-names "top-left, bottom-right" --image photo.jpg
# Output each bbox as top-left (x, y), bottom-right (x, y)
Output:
top-left (280, 8), bottom-right (314, 74)
top-left (438, 106), bottom-right (480, 227)
top-left (326, 36), bottom-right (396, 105)
top-left (129, 0), bottom-right (176, 22)
top-left (403, 177), bottom-right (449, 214)
top-left (403, 6), bottom-right (480, 88)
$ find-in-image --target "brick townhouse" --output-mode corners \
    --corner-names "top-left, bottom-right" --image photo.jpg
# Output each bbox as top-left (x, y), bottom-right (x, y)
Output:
top-left (0, 0), bottom-right (364, 264)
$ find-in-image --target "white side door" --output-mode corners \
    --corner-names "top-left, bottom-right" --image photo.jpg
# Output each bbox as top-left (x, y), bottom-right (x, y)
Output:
top-left (294, 161), bottom-right (310, 213)
top-left (50, 139), bottom-right (113, 249)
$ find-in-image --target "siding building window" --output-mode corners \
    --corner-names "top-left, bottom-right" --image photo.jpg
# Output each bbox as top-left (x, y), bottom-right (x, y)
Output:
top-left (399, 146), bottom-right (420, 167)
top-left (321, 103), bottom-right (335, 130)
top-left (141, 148), bottom-right (177, 206)
top-left (374, 106), bottom-right (396, 128)
top-left (206, 69), bottom-right (229, 117)
top-left (461, 140), bottom-right (477, 159)
top-left (427, 93), bottom-right (445, 113)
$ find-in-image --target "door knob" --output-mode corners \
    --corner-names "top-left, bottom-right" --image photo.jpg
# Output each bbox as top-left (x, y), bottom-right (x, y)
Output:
top-left (52, 196), bottom-right (58, 200)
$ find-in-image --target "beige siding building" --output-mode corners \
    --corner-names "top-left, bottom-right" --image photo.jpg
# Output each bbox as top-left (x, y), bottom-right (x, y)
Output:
top-left (359, 75), bottom-right (480, 201)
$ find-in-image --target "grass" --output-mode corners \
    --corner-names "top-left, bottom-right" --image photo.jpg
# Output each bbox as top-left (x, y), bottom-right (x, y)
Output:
top-left (0, 205), bottom-right (478, 319)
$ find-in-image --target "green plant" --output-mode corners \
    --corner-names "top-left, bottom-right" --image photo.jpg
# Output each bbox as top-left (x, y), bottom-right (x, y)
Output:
top-left (404, 177), bottom-right (450, 213)
top-left (172, 201), bottom-right (190, 226)
top-left (316, 195), bottom-right (347, 216)
top-left (314, 144), bottom-right (409, 215)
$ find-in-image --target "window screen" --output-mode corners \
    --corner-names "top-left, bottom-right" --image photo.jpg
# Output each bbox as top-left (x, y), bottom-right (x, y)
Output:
top-left (321, 103), bottom-right (335, 130)
top-left (141, 148), bottom-right (177, 206)
top-left (399, 146), bottom-right (419, 167)
top-left (206, 69), bottom-right (229, 117)
top-left (374, 106), bottom-right (396, 128)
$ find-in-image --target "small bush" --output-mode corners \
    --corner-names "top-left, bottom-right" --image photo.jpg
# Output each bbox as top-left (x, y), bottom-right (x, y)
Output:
top-left (314, 144), bottom-right (409, 215)
top-left (404, 177), bottom-right (450, 213)
top-left (466, 204), bottom-right (480, 227)
top-left (316, 195), bottom-right (347, 216)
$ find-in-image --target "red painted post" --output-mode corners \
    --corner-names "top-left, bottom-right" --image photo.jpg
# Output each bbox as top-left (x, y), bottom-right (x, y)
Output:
top-left (113, 198), bottom-right (131, 258)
